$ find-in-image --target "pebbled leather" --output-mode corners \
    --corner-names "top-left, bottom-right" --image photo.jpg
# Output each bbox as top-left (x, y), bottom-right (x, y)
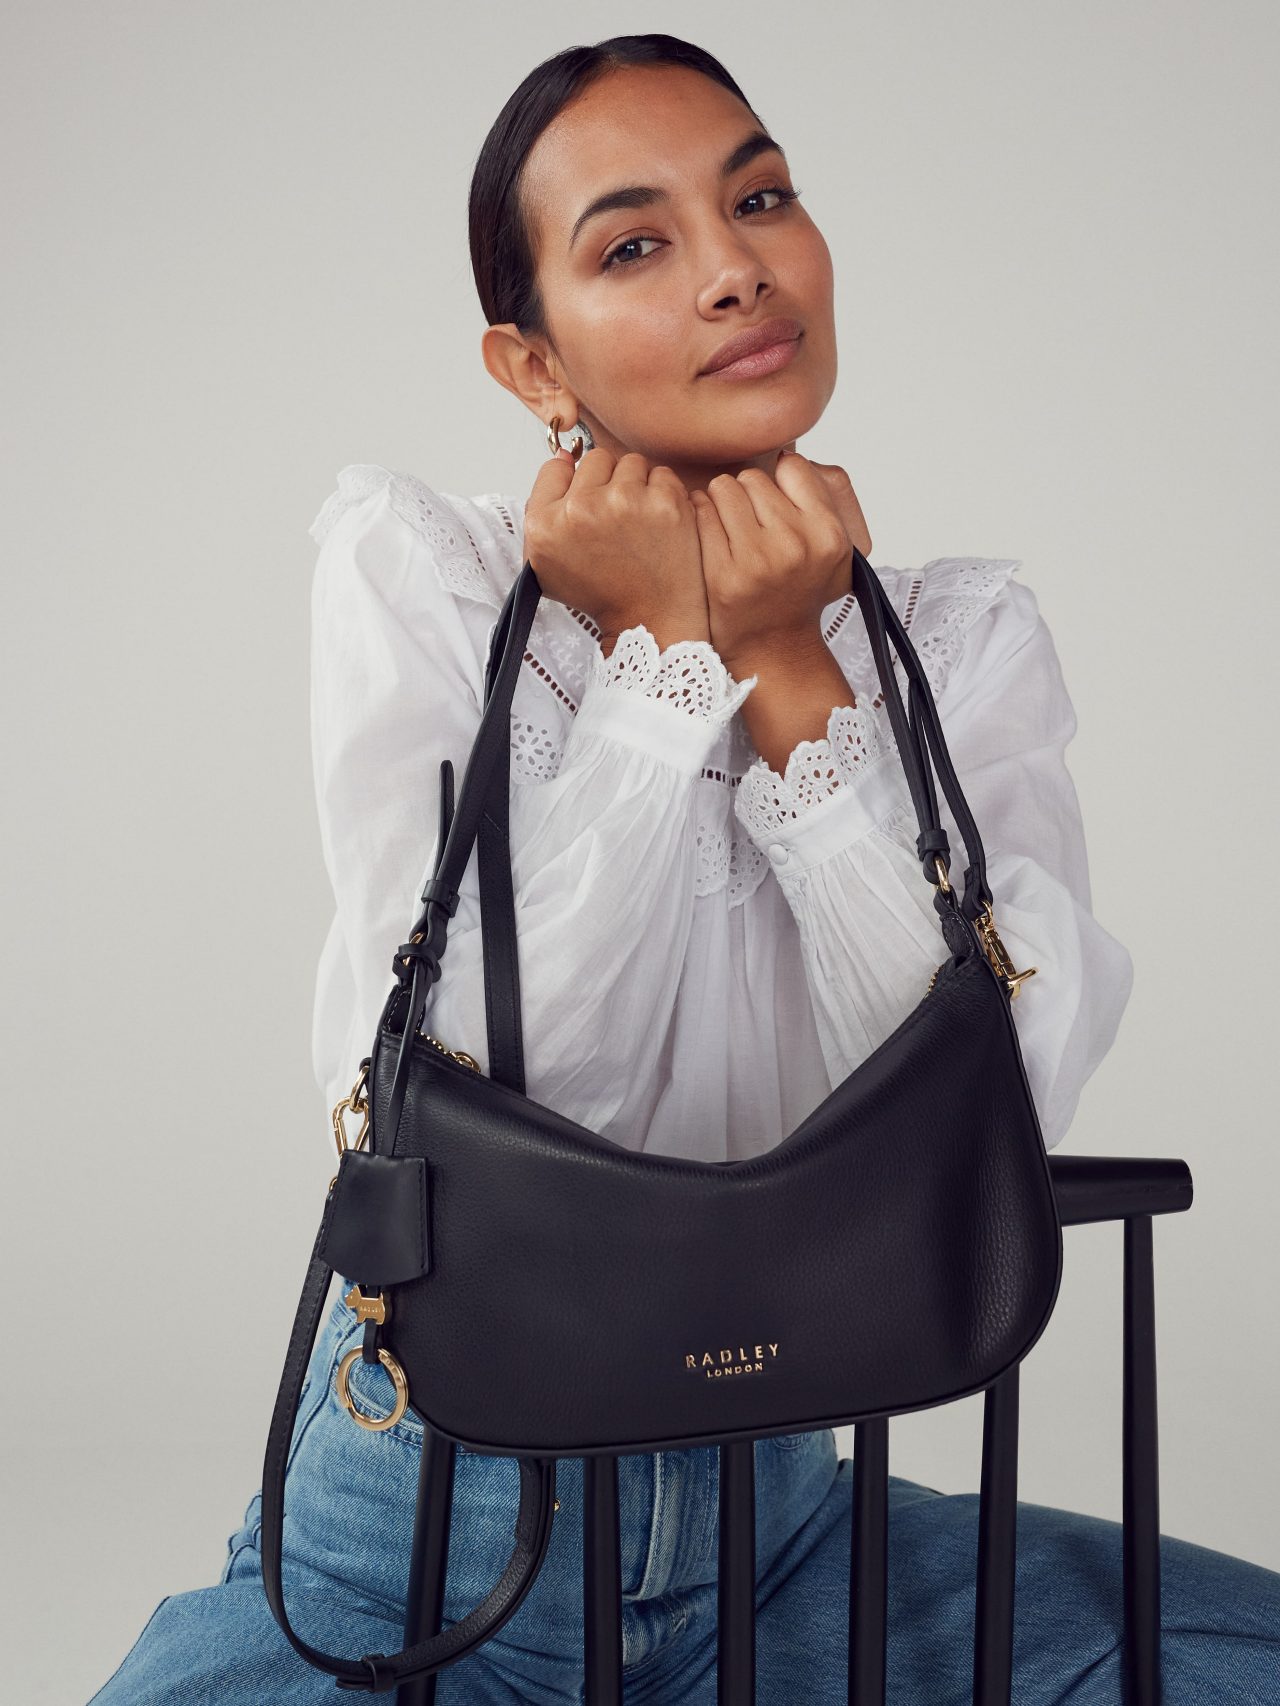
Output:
top-left (318, 1149), bottom-right (433, 1286)
top-left (359, 939), bottom-right (1062, 1455)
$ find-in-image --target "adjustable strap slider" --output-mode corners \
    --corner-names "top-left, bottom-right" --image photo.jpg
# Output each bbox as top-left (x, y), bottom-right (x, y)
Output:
top-left (335, 1652), bottom-right (398, 1692)
top-left (419, 876), bottom-right (460, 916)
top-left (916, 827), bottom-right (951, 877)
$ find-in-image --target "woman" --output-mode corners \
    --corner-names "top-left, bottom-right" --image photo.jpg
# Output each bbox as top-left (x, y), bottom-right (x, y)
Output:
top-left (90, 32), bottom-right (1279, 1706)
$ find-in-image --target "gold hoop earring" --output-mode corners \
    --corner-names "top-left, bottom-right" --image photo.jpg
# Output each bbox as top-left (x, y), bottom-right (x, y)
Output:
top-left (547, 413), bottom-right (586, 462)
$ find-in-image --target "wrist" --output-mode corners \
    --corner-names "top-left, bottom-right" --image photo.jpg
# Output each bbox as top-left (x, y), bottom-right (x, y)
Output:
top-left (732, 638), bottom-right (857, 775)
top-left (720, 627), bottom-right (840, 690)
top-left (599, 611), bottom-right (712, 658)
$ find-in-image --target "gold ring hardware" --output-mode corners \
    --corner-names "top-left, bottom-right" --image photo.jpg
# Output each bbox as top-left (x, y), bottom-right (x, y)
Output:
top-left (933, 854), bottom-right (952, 894)
top-left (336, 1345), bottom-right (410, 1432)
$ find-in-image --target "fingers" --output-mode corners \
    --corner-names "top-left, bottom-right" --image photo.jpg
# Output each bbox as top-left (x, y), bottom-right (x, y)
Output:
top-left (798, 456), bottom-right (873, 557)
top-left (689, 485), bottom-right (733, 599)
top-left (699, 469), bottom-right (769, 548)
top-left (526, 446), bottom-right (579, 515)
top-left (569, 445), bottom-right (619, 491)
top-left (771, 448), bottom-right (842, 519)
top-left (610, 451), bottom-right (652, 488)
top-left (689, 485), bottom-right (726, 544)
top-left (646, 463), bottom-right (692, 500)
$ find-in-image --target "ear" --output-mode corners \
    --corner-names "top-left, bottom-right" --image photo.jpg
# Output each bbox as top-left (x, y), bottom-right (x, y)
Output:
top-left (481, 324), bottom-right (580, 432)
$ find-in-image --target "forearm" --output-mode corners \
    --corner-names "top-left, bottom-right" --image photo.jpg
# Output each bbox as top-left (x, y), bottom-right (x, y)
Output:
top-left (726, 632), bottom-right (857, 776)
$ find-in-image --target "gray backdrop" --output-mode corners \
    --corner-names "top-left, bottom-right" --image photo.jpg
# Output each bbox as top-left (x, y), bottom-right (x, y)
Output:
top-left (3, 4), bottom-right (1277, 1700)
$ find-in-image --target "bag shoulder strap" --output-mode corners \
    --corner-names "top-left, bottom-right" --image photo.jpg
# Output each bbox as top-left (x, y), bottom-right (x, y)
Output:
top-left (383, 548), bottom-right (993, 1147)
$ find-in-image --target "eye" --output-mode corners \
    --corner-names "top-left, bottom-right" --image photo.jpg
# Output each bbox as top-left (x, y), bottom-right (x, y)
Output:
top-left (601, 183), bottom-right (804, 272)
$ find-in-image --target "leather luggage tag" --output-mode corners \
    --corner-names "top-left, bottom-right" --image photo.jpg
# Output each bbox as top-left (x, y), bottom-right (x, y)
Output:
top-left (319, 1149), bottom-right (432, 1284)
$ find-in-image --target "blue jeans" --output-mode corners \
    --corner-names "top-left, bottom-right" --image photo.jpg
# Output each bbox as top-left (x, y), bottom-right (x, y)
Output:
top-left (89, 1284), bottom-right (1280, 1703)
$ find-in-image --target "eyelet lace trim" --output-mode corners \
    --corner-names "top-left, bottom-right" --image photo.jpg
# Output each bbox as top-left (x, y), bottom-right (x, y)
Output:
top-left (735, 701), bottom-right (896, 840)
top-left (309, 464), bottom-right (503, 613)
top-left (585, 626), bottom-right (757, 723)
top-left (734, 557), bottom-right (1022, 841)
top-left (909, 557), bottom-right (1021, 696)
top-left (311, 469), bottom-right (1019, 906)
top-left (694, 817), bottom-right (770, 905)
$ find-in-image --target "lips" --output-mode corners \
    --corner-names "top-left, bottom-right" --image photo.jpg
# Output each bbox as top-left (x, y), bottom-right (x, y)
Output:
top-left (701, 316), bottom-right (803, 375)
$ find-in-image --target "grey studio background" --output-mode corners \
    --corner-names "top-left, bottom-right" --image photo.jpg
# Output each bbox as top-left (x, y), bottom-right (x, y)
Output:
top-left (3, 4), bottom-right (1277, 1700)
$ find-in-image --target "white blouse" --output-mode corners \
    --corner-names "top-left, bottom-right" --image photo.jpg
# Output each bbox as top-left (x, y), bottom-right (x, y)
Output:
top-left (307, 463), bottom-right (1134, 1159)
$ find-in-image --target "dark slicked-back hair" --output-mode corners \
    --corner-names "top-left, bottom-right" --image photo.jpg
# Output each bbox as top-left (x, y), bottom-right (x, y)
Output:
top-left (468, 34), bottom-right (761, 344)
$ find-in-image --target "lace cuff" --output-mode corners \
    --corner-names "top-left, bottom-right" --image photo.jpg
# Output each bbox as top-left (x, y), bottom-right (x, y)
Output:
top-left (735, 700), bottom-right (912, 872)
top-left (589, 625), bottom-right (757, 718)
top-left (564, 625), bottom-right (758, 779)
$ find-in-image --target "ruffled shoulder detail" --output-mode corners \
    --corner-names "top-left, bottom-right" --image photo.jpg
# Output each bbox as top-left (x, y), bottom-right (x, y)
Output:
top-left (908, 556), bottom-right (1023, 699)
top-left (825, 556), bottom-right (1022, 706)
top-left (308, 463), bottom-right (505, 614)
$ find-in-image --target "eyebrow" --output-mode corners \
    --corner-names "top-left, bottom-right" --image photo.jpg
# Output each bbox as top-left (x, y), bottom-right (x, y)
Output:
top-left (568, 129), bottom-right (788, 252)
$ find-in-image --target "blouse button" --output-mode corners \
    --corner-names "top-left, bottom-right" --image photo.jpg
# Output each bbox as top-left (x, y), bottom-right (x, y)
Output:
top-left (767, 842), bottom-right (790, 866)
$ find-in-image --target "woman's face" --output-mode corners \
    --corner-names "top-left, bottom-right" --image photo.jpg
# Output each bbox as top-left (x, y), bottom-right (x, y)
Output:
top-left (501, 62), bottom-right (837, 487)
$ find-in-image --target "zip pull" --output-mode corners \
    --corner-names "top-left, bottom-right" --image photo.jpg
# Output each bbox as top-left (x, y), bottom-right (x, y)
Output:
top-left (418, 1032), bottom-right (482, 1073)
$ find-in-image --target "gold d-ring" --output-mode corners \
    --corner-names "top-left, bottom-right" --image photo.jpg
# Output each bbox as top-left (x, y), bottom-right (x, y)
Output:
top-left (335, 1346), bottom-right (410, 1432)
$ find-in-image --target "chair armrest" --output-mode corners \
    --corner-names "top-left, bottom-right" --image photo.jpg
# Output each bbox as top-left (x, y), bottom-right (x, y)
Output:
top-left (1049, 1155), bottom-right (1194, 1226)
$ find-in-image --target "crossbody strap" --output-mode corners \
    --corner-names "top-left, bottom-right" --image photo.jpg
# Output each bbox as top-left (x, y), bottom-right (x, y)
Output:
top-left (258, 1184), bottom-right (557, 1693)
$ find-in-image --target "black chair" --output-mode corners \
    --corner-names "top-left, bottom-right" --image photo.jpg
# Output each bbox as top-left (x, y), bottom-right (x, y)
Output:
top-left (385, 1152), bottom-right (1191, 1706)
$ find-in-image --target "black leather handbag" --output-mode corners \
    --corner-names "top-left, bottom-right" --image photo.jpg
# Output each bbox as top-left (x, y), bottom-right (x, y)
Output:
top-left (259, 542), bottom-right (1063, 1692)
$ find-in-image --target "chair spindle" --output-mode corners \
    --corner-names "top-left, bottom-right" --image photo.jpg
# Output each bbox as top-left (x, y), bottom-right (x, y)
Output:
top-left (718, 1438), bottom-right (757, 1703)
top-left (1123, 1215), bottom-right (1163, 1706)
top-left (973, 1367), bottom-right (1020, 1706)
top-left (583, 1453), bottom-right (624, 1704)
top-left (849, 1416), bottom-right (889, 1706)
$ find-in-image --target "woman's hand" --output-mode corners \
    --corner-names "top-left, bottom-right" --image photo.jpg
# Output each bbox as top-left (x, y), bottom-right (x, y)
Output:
top-left (690, 452), bottom-right (872, 677)
top-left (523, 446), bottom-right (711, 654)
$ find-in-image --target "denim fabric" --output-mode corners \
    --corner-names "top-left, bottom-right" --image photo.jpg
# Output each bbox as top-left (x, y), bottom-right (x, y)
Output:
top-left (89, 1285), bottom-right (1280, 1704)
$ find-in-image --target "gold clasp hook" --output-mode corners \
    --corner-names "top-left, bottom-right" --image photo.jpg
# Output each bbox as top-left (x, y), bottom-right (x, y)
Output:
top-left (934, 858), bottom-right (1038, 998)
top-left (332, 1061), bottom-right (371, 1159)
top-left (328, 1060), bottom-right (371, 1192)
top-left (975, 899), bottom-right (1038, 998)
